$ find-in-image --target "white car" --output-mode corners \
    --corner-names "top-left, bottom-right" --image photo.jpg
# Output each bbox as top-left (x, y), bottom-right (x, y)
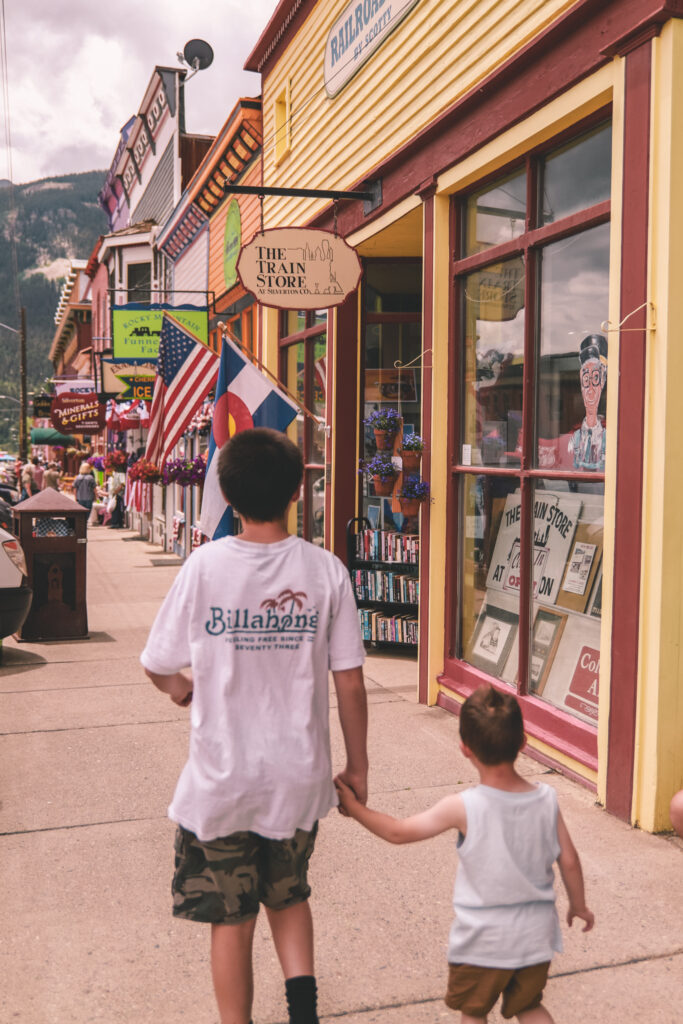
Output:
top-left (0, 525), bottom-right (32, 641)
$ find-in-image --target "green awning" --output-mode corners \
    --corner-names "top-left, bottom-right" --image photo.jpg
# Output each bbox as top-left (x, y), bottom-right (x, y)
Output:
top-left (30, 427), bottom-right (77, 446)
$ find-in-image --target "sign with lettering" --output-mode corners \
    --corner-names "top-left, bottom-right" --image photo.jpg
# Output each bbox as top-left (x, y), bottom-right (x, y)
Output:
top-left (100, 358), bottom-right (157, 400)
top-left (223, 199), bottom-right (242, 290)
top-left (324, 0), bottom-right (420, 97)
top-left (33, 394), bottom-right (54, 418)
top-left (237, 228), bottom-right (362, 310)
top-left (565, 645), bottom-right (600, 721)
top-left (51, 393), bottom-right (106, 435)
top-left (487, 492), bottom-right (581, 605)
top-left (112, 305), bottom-right (208, 360)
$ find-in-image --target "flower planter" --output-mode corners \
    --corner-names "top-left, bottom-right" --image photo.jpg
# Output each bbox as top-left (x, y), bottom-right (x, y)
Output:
top-left (399, 498), bottom-right (421, 516)
top-left (373, 429), bottom-right (396, 451)
top-left (372, 475), bottom-right (395, 497)
top-left (400, 450), bottom-right (422, 473)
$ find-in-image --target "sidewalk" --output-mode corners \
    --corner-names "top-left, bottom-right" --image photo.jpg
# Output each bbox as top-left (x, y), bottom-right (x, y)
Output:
top-left (1, 527), bottom-right (681, 1023)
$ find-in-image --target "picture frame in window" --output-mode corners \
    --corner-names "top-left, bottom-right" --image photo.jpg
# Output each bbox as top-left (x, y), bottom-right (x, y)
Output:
top-left (467, 603), bottom-right (518, 677)
top-left (366, 501), bottom-right (381, 529)
top-left (587, 571), bottom-right (602, 619)
top-left (529, 607), bottom-right (568, 696)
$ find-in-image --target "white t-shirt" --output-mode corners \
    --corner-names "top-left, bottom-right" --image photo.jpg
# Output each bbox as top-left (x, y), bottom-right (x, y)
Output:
top-left (140, 535), bottom-right (365, 841)
top-left (448, 783), bottom-right (563, 968)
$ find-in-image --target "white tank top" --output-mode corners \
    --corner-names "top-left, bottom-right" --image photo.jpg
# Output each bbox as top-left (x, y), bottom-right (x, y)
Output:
top-left (448, 783), bottom-right (563, 968)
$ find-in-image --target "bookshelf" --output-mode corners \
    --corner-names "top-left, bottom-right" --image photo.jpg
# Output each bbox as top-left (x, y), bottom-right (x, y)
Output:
top-left (346, 516), bottom-right (419, 653)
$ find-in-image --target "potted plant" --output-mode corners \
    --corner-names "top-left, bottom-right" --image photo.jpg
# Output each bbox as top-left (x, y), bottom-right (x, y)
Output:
top-left (104, 450), bottom-right (128, 471)
top-left (399, 433), bottom-right (424, 473)
top-left (362, 452), bottom-right (399, 496)
top-left (127, 458), bottom-right (162, 484)
top-left (365, 407), bottom-right (402, 450)
top-left (162, 455), bottom-right (207, 488)
top-left (397, 476), bottom-right (430, 516)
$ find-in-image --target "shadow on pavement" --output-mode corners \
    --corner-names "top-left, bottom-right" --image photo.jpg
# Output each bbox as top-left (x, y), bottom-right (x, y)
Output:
top-left (0, 647), bottom-right (47, 673)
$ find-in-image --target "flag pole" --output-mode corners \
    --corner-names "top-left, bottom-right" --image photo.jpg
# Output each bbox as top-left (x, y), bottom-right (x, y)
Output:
top-left (217, 323), bottom-right (325, 428)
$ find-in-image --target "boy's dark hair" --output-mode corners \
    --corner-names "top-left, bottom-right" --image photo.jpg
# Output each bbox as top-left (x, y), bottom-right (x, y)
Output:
top-left (459, 685), bottom-right (525, 765)
top-left (217, 427), bottom-right (303, 523)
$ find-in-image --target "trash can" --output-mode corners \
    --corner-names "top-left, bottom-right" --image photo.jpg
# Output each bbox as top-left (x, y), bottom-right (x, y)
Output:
top-left (13, 490), bottom-right (89, 640)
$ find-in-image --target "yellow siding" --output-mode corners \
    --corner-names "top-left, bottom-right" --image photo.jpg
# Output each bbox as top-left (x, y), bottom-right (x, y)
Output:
top-left (261, 0), bottom-right (577, 226)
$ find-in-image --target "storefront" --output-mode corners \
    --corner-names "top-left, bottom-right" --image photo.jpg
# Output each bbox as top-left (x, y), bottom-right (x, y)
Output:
top-left (245, 0), bottom-right (683, 830)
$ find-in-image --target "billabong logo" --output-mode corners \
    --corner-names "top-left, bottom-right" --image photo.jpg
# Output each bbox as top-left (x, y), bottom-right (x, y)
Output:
top-left (205, 587), bottom-right (318, 637)
top-left (261, 589), bottom-right (307, 612)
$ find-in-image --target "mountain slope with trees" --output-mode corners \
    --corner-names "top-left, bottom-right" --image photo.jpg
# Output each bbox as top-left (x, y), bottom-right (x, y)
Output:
top-left (0, 170), bottom-right (108, 448)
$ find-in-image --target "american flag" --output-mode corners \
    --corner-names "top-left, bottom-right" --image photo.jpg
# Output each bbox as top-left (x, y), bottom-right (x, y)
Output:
top-left (145, 314), bottom-right (218, 465)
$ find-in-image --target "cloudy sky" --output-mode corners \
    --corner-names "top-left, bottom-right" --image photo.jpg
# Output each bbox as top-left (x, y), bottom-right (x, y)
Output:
top-left (1, 0), bottom-right (279, 184)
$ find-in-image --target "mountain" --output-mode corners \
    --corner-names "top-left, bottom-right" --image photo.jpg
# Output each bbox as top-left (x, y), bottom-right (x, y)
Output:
top-left (0, 170), bottom-right (108, 449)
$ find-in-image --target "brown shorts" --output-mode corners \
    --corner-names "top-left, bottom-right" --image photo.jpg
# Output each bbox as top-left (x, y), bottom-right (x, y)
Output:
top-left (172, 823), bottom-right (318, 924)
top-left (445, 961), bottom-right (550, 1019)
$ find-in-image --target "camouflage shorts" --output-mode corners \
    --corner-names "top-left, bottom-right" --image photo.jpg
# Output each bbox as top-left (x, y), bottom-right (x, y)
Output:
top-left (172, 823), bottom-right (318, 924)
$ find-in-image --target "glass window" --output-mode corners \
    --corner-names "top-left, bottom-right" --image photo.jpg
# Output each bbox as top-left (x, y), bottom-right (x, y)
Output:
top-left (539, 123), bottom-right (612, 225)
top-left (461, 259), bottom-right (525, 467)
top-left (365, 262), bottom-right (422, 313)
top-left (464, 170), bottom-right (527, 256)
top-left (451, 120), bottom-right (611, 730)
top-left (127, 262), bottom-right (151, 304)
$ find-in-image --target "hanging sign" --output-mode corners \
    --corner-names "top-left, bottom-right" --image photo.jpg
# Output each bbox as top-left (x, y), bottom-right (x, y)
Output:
top-left (51, 393), bottom-right (106, 435)
top-left (223, 199), bottom-right (242, 290)
top-left (237, 228), bottom-right (362, 310)
top-left (99, 357), bottom-right (156, 401)
top-left (324, 0), bottom-right (420, 97)
top-left (112, 305), bottom-right (208, 360)
top-left (33, 394), bottom-right (54, 418)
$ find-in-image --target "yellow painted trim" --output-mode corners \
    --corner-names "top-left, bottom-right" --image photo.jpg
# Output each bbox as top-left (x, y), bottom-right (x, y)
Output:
top-left (596, 59), bottom-right (626, 810)
top-left (631, 21), bottom-right (683, 832)
top-left (426, 192), bottom-right (451, 706)
top-left (437, 64), bottom-right (615, 196)
top-left (346, 194), bottom-right (422, 250)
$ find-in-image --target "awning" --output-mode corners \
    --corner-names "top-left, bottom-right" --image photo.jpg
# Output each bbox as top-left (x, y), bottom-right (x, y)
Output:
top-left (30, 427), bottom-right (77, 446)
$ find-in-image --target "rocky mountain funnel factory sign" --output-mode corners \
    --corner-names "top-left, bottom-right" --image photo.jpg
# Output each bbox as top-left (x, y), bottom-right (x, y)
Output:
top-left (238, 228), bottom-right (362, 310)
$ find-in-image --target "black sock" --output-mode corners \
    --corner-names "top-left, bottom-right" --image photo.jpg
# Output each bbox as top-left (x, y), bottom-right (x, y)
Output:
top-left (285, 975), bottom-right (318, 1024)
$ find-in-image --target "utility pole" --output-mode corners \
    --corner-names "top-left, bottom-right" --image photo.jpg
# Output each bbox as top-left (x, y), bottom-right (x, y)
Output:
top-left (19, 307), bottom-right (27, 461)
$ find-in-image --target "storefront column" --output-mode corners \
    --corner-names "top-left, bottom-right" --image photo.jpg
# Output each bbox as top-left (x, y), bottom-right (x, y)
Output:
top-left (605, 32), bottom-right (653, 821)
top-left (424, 191), bottom-right (451, 705)
top-left (630, 20), bottom-right (683, 831)
top-left (330, 290), bottom-right (360, 562)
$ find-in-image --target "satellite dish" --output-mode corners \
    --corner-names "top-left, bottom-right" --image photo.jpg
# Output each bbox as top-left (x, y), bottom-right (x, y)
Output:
top-left (183, 39), bottom-right (214, 71)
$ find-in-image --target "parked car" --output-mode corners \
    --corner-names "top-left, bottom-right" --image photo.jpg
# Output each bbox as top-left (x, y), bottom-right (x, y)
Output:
top-left (0, 497), bottom-right (13, 532)
top-left (0, 525), bottom-right (32, 642)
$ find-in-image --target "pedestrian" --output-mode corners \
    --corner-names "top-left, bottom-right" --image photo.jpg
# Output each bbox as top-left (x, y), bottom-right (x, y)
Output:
top-left (31, 456), bottom-right (44, 490)
top-left (43, 462), bottom-right (61, 491)
top-left (670, 790), bottom-right (683, 838)
top-left (72, 462), bottom-right (96, 512)
top-left (140, 427), bottom-right (368, 1024)
top-left (336, 684), bottom-right (595, 1024)
top-left (20, 459), bottom-right (39, 499)
top-left (105, 466), bottom-right (126, 527)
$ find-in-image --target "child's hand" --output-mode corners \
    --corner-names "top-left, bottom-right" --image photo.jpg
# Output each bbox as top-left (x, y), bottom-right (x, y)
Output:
top-left (567, 905), bottom-right (595, 931)
top-left (334, 775), bottom-right (359, 817)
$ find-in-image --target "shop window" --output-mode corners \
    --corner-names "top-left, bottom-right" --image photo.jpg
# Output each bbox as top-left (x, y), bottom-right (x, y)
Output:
top-left (464, 170), bottom-right (527, 257)
top-left (274, 80), bottom-right (291, 164)
top-left (280, 311), bottom-right (327, 545)
top-left (450, 120), bottom-right (611, 734)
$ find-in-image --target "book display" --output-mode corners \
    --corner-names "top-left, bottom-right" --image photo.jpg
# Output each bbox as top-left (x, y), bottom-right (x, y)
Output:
top-left (347, 518), bottom-right (419, 652)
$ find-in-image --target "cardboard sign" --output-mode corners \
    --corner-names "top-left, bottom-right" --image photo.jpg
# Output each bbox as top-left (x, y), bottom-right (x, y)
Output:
top-left (238, 228), bottom-right (362, 310)
top-left (564, 645), bottom-right (600, 721)
top-left (51, 393), bottom-right (106, 434)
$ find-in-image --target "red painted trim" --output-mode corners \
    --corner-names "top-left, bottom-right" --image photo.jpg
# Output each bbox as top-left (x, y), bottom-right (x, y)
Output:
top-left (418, 196), bottom-right (433, 704)
top-left (245, 0), bottom-right (318, 74)
top-left (332, 289), bottom-right (360, 563)
top-left (443, 199), bottom-right (460, 661)
top-left (606, 41), bottom-right (652, 820)
top-left (438, 667), bottom-right (598, 772)
top-left (324, 309), bottom-right (333, 549)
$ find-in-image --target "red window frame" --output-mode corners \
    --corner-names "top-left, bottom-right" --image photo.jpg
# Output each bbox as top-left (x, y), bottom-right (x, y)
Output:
top-left (440, 115), bottom-right (612, 778)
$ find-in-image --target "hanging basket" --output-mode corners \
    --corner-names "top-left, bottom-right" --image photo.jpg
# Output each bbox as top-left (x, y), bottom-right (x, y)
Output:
top-left (400, 450), bottom-right (422, 473)
top-left (399, 498), bottom-right (421, 517)
top-left (373, 429), bottom-right (396, 451)
top-left (372, 475), bottom-right (395, 497)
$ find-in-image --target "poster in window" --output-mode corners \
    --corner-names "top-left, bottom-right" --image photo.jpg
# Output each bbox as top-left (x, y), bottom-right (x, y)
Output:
top-left (486, 491), bottom-right (581, 605)
top-left (564, 645), bottom-right (599, 721)
top-left (467, 604), bottom-right (518, 676)
top-left (587, 572), bottom-right (602, 619)
top-left (556, 524), bottom-right (603, 614)
top-left (529, 607), bottom-right (567, 696)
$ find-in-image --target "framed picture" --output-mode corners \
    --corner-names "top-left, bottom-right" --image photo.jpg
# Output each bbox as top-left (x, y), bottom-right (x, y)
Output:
top-left (467, 604), bottom-right (518, 676)
top-left (529, 607), bottom-right (567, 696)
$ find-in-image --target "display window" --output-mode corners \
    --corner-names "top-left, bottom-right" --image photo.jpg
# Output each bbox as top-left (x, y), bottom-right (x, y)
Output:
top-left (280, 311), bottom-right (327, 545)
top-left (448, 119), bottom-right (611, 734)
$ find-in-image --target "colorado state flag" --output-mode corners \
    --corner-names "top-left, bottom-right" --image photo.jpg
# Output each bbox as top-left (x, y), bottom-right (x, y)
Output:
top-left (199, 336), bottom-right (299, 540)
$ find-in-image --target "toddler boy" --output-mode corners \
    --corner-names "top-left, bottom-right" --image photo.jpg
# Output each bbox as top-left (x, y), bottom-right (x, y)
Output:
top-left (142, 428), bottom-right (368, 1024)
top-left (336, 685), bottom-right (594, 1023)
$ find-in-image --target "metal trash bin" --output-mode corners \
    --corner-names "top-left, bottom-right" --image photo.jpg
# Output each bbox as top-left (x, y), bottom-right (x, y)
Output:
top-left (13, 490), bottom-right (89, 640)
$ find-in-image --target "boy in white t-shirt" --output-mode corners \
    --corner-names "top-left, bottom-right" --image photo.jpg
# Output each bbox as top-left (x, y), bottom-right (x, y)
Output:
top-left (141, 428), bottom-right (368, 1024)
top-left (335, 685), bottom-right (594, 1023)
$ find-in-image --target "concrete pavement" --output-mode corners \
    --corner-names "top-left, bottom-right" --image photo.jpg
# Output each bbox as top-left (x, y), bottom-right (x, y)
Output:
top-left (1, 526), bottom-right (682, 1023)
